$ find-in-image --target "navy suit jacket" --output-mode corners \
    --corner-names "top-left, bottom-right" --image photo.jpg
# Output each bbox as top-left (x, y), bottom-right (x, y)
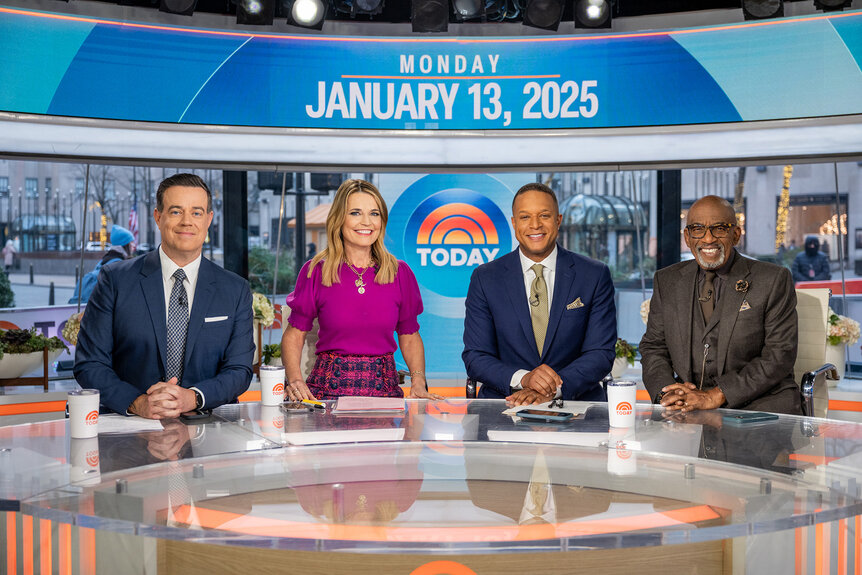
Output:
top-left (462, 246), bottom-right (617, 400)
top-left (74, 250), bottom-right (254, 415)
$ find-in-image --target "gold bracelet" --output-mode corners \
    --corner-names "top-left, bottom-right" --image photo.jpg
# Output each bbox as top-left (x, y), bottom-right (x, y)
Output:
top-left (409, 370), bottom-right (425, 378)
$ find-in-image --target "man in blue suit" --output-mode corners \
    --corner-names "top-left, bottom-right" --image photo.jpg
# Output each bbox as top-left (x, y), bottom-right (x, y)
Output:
top-left (462, 183), bottom-right (616, 404)
top-left (75, 174), bottom-right (254, 418)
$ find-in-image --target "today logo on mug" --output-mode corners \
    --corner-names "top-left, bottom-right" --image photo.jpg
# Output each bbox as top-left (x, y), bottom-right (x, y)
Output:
top-left (616, 401), bottom-right (633, 416)
top-left (86, 410), bottom-right (99, 425)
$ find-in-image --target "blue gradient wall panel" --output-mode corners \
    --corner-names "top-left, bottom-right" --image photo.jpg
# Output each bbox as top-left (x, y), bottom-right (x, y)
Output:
top-left (1, 6), bottom-right (861, 130)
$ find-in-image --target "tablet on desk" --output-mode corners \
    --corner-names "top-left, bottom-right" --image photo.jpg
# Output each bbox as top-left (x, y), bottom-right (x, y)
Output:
top-left (517, 409), bottom-right (575, 422)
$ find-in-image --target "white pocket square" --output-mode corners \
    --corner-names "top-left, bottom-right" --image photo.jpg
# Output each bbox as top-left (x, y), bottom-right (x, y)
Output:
top-left (204, 316), bottom-right (228, 323)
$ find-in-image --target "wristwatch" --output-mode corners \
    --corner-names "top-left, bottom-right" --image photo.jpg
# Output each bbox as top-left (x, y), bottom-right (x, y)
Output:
top-left (193, 389), bottom-right (204, 411)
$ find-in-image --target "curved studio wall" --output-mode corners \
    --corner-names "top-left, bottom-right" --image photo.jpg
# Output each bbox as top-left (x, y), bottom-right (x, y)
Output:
top-left (0, 5), bottom-right (861, 169)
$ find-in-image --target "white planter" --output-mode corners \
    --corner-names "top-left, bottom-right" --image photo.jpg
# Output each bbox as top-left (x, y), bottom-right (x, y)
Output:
top-left (0, 349), bottom-right (63, 379)
top-left (825, 343), bottom-right (846, 384)
top-left (611, 357), bottom-right (629, 379)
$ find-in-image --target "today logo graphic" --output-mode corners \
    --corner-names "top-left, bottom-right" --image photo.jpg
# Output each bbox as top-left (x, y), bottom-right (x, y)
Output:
top-left (85, 410), bottom-right (99, 425)
top-left (86, 450), bottom-right (100, 467)
top-left (273, 382), bottom-right (284, 395)
top-left (390, 175), bottom-right (513, 299)
top-left (616, 401), bottom-right (633, 416)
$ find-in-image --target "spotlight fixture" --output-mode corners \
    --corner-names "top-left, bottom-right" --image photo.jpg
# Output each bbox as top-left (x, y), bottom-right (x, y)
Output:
top-left (574, 0), bottom-right (612, 29)
top-left (813, 0), bottom-right (851, 11)
top-left (412, 0), bottom-right (448, 32)
top-left (742, 0), bottom-right (783, 19)
top-left (451, 0), bottom-right (506, 22)
top-left (160, 0), bottom-right (197, 15)
top-left (523, 0), bottom-right (565, 31)
top-left (332, 0), bottom-right (385, 16)
top-left (237, 0), bottom-right (276, 25)
top-left (286, 0), bottom-right (327, 28)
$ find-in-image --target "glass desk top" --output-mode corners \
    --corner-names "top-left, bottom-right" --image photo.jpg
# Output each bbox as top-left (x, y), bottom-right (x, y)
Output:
top-left (4, 399), bottom-right (862, 554)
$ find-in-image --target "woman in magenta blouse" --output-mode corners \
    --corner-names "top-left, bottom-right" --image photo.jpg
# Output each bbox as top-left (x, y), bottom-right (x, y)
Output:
top-left (282, 179), bottom-right (441, 401)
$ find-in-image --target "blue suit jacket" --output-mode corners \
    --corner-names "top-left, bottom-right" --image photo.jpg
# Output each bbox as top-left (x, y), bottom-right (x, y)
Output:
top-left (74, 250), bottom-right (254, 415)
top-left (462, 246), bottom-right (616, 400)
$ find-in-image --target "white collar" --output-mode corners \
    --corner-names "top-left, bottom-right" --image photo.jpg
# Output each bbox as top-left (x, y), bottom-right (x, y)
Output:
top-left (519, 245), bottom-right (558, 275)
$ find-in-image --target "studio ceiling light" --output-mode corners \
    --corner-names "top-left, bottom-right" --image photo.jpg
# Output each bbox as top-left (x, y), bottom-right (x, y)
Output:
top-left (237, 0), bottom-right (276, 25)
top-left (412, 0), bottom-right (449, 32)
top-left (288, 0), bottom-right (327, 28)
top-left (160, 0), bottom-right (197, 15)
top-left (742, 0), bottom-right (783, 19)
top-left (523, 0), bottom-right (565, 30)
top-left (574, 0), bottom-right (612, 29)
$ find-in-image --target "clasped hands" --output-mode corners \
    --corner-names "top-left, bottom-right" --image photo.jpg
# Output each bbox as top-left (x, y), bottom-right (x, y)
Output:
top-left (506, 364), bottom-right (561, 406)
top-left (659, 382), bottom-right (725, 413)
top-left (130, 377), bottom-right (197, 419)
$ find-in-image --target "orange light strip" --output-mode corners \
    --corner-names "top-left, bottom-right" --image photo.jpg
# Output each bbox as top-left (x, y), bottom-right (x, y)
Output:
top-left (6, 512), bottom-right (16, 575)
top-left (59, 523), bottom-right (71, 575)
top-left (237, 390), bottom-right (261, 403)
top-left (171, 503), bottom-right (719, 542)
top-left (0, 400), bottom-right (67, 417)
top-left (23, 514), bottom-right (33, 575)
top-left (815, 509), bottom-right (825, 575)
top-left (341, 75), bottom-right (562, 80)
top-left (0, 6), bottom-right (859, 44)
top-left (79, 527), bottom-right (95, 575)
top-left (827, 400), bottom-right (862, 413)
top-left (40, 518), bottom-right (52, 575)
top-left (789, 454), bottom-right (839, 465)
top-left (838, 518), bottom-right (846, 575)
top-left (856, 515), bottom-right (860, 575)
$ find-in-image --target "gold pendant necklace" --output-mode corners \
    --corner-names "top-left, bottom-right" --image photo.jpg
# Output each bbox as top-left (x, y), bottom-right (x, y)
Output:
top-left (346, 260), bottom-right (372, 294)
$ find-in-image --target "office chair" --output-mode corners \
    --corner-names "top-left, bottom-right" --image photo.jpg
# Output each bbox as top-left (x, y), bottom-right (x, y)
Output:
top-left (795, 288), bottom-right (836, 418)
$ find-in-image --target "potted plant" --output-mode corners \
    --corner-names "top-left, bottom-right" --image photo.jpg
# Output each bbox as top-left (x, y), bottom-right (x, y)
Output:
top-left (612, 338), bottom-right (637, 379)
top-left (0, 328), bottom-right (68, 379)
top-left (826, 308), bottom-right (860, 381)
top-left (252, 293), bottom-right (276, 364)
top-left (262, 343), bottom-right (282, 367)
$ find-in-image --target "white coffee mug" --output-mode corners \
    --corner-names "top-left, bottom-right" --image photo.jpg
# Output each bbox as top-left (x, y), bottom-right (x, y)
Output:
top-left (606, 427), bottom-right (637, 476)
top-left (607, 380), bottom-right (637, 428)
top-left (68, 389), bottom-right (100, 438)
top-left (70, 437), bottom-right (101, 485)
top-left (259, 365), bottom-right (286, 406)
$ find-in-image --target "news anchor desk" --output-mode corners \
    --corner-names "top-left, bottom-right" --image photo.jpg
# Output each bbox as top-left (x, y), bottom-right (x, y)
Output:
top-left (3, 400), bottom-right (862, 574)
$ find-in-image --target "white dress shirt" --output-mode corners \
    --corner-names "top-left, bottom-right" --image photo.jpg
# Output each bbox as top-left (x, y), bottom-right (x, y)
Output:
top-left (158, 245), bottom-right (205, 407)
top-left (510, 246), bottom-right (561, 396)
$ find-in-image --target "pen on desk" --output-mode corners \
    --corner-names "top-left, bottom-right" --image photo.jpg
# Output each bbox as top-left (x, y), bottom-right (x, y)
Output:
top-left (301, 400), bottom-right (325, 410)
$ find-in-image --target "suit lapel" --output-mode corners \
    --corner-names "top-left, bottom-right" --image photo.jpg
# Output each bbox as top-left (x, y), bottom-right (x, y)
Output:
top-left (542, 249), bottom-right (575, 359)
top-left (140, 251), bottom-right (168, 377)
top-left (502, 250), bottom-right (539, 359)
top-left (675, 261), bottom-right (698, 380)
top-left (183, 258), bottom-right (215, 373)
top-left (717, 252), bottom-right (751, 375)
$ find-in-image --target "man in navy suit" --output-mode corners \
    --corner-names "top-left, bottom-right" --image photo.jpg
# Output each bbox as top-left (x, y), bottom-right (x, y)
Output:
top-left (75, 174), bottom-right (254, 418)
top-left (462, 183), bottom-right (616, 404)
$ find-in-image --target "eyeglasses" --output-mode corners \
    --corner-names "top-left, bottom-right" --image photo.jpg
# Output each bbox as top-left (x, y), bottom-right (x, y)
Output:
top-left (685, 223), bottom-right (735, 239)
top-left (549, 397), bottom-right (564, 409)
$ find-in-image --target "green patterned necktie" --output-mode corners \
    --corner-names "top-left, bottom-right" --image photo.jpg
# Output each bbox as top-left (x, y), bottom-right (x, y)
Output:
top-left (530, 263), bottom-right (549, 355)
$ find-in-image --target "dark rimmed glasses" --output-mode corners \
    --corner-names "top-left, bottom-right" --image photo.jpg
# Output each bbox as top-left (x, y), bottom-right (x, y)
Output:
top-left (685, 223), bottom-right (735, 239)
top-left (549, 397), bottom-right (564, 409)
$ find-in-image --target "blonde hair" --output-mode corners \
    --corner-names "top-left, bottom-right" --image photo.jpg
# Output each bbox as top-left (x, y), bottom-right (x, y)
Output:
top-left (308, 179), bottom-right (398, 286)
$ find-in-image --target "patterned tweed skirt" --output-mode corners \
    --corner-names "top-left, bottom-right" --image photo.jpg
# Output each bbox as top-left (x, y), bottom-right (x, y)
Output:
top-left (306, 351), bottom-right (402, 399)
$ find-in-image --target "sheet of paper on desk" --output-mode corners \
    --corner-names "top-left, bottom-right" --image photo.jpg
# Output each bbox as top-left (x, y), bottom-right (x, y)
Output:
top-left (333, 396), bottom-right (406, 413)
top-left (97, 415), bottom-right (166, 434)
top-left (282, 427), bottom-right (406, 445)
top-left (502, 401), bottom-right (582, 417)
